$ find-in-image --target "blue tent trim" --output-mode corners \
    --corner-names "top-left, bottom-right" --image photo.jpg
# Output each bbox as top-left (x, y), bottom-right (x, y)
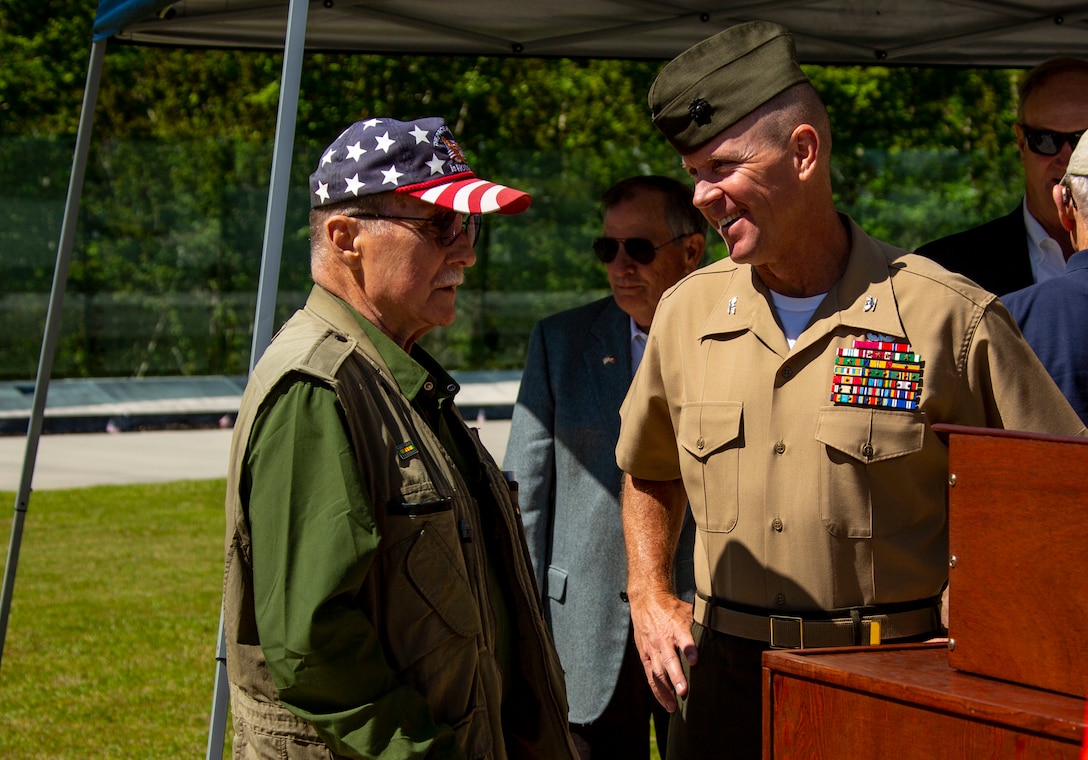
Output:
top-left (93, 0), bottom-right (175, 41)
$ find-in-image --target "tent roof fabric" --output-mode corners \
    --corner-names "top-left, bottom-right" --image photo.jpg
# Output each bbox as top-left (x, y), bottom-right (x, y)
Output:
top-left (109, 0), bottom-right (1088, 67)
top-left (93, 0), bottom-right (176, 41)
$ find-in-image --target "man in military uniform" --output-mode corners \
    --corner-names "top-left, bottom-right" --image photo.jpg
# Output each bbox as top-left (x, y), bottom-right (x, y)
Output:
top-left (616, 22), bottom-right (1088, 760)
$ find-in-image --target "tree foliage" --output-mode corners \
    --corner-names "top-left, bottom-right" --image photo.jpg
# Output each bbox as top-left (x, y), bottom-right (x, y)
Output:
top-left (0, 1), bottom-right (1024, 378)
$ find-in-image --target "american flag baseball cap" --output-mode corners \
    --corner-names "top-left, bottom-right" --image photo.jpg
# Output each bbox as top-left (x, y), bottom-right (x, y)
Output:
top-left (310, 117), bottom-right (531, 214)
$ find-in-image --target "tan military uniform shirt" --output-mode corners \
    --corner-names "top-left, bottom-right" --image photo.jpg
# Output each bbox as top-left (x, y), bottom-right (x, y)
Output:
top-left (617, 217), bottom-right (1086, 614)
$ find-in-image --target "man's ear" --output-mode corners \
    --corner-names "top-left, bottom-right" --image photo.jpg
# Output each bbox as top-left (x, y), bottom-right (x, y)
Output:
top-left (684, 233), bottom-right (707, 273)
top-left (325, 215), bottom-right (364, 269)
top-left (1013, 122), bottom-right (1030, 162)
top-left (1052, 183), bottom-right (1077, 232)
top-left (792, 124), bottom-right (820, 180)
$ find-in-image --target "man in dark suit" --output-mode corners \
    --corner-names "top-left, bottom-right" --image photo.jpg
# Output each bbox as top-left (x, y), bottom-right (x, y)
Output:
top-left (916, 57), bottom-right (1088, 295)
top-left (1003, 134), bottom-right (1088, 424)
top-left (504, 175), bottom-right (706, 759)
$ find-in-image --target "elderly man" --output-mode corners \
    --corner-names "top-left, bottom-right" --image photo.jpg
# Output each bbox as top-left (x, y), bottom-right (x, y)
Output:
top-left (616, 22), bottom-right (1088, 760)
top-left (1003, 136), bottom-right (1088, 424)
top-left (505, 175), bottom-right (705, 759)
top-left (223, 117), bottom-right (577, 759)
top-left (917, 57), bottom-right (1088, 295)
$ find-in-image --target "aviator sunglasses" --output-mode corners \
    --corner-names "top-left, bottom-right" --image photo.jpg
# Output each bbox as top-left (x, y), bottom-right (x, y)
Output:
top-left (346, 210), bottom-right (483, 247)
top-left (592, 234), bottom-right (686, 265)
top-left (1021, 126), bottom-right (1084, 157)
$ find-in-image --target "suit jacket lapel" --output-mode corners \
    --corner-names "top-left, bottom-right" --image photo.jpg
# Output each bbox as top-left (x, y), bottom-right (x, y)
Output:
top-left (585, 299), bottom-right (632, 427)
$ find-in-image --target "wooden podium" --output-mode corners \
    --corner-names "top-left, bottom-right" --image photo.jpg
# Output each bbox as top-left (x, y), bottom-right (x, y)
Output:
top-left (763, 426), bottom-right (1088, 759)
top-left (763, 644), bottom-right (1085, 758)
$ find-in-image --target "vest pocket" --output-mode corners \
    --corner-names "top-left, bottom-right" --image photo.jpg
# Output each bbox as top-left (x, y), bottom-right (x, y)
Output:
top-left (677, 402), bottom-right (743, 533)
top-left (452, 704), bottom-right (494, 759)
top-left (815, 406), bottom-right (927, 538)
top-left (381, 511), bottom-right (483, 727)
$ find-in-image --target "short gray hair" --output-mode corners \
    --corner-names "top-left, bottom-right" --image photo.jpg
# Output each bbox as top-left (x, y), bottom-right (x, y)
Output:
top-left (600, 175), bottom-right (708, 240)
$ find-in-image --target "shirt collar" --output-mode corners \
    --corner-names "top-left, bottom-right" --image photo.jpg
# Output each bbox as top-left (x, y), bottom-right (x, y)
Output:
top-left (1024, 198), bottom-right (1067, 281)
top-left (630, 316), bottom-right (648, 374)
top-left (699, 216), bottom-right (905, 352)
top-left (1066, 248), bottom-right (1088, 273)
top-left (341, 299), bottom-right (460, 406)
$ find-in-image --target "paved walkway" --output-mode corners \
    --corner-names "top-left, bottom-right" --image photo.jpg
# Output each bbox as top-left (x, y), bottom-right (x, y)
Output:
top-left (0, 419), bottom-right (513, 492)
top-left (0, 373), bottom-right (518, 491)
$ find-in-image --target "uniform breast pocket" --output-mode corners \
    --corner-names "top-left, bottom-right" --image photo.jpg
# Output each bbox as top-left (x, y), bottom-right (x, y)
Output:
top-left (815, 407), bottom-right (927, 538)
top-left (677, 402), bottom-right (743, 533)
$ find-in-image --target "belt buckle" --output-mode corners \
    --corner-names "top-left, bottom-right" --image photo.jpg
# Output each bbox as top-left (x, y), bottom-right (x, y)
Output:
top-left (769, 615), bottom-right (804, 649)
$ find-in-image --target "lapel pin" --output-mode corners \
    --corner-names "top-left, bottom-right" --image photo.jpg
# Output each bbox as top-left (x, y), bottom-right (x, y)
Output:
top-left (864, 295), bottom-right (878, 312)
top-left (603, 355), bottom-right (616, 365)
top-left (728, 296), bottom-right (737, 315)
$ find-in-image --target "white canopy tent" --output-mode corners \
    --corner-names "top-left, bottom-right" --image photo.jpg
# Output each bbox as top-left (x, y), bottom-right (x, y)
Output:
top-left (3, 0), bottom-right (1087, 756)
top-left (117, 0), bottom-right (1088, 66)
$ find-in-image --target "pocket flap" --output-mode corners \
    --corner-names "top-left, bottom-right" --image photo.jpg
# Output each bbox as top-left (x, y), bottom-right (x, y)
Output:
top-left (407, 527), bottom-right (482, 637)
top-left (678, 402), bottom-right (743, 461)
top-left (815, 407), bottom-right (925, 463)
top-left (546, 565), bottom-right (568, 603)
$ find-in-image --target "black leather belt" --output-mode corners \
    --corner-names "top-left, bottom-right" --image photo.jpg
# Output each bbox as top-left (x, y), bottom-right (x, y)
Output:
top-left (694, 594), bottom-right (940, 649)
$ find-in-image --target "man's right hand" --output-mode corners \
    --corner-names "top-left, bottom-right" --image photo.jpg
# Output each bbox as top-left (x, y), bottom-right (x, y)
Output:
top-left (621, 474), bottom-right (695, 712)
top-left (629, 588), bottom-right (696, 712)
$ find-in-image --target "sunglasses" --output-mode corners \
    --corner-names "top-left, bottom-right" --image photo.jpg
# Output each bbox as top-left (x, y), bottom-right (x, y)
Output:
top-left (592, 234), bottom-right (686, 265)
top-left (346, 211), bottom-right (482, 247)
top-left (1021, 126), bottom-right (1084, 157)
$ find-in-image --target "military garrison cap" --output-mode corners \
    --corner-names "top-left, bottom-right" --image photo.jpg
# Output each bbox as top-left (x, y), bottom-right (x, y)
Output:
top-left (1067, 134), bottom-right (1088, 177)
top-left (649, 21), bottom-right (810, 154)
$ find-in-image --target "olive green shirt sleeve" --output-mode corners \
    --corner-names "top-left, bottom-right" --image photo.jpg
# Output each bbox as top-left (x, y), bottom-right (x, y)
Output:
top-left (246, 377), bottom-right (463, 759)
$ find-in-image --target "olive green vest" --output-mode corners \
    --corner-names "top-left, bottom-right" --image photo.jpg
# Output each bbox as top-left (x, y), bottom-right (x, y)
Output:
top-left (223, 285), bottom-right (575, 759)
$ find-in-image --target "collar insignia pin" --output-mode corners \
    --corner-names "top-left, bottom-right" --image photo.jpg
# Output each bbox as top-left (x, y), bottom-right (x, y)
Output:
top-left (864, 295), bottom-right (877, 313)
top-left (728, 296), bottom-right (738, 315)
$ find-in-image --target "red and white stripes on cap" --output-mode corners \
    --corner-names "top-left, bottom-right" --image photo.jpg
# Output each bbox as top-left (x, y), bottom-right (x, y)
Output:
top-left (404, 177), bottom-right (532, 215)
top-left (309, 116), bottom-right (532, 214)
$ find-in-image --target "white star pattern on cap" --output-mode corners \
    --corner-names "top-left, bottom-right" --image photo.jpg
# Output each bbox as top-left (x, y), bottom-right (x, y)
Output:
top-left (374, 132), bottom-right (395, 153)
top-left (309, 116), bottom-right (530, 213)
top-left (426, 154), bottom-right (446, 175)
top-left (344, 174), bottom-right (365, 196)
top-left (382, 165), bottom-right (404, 186)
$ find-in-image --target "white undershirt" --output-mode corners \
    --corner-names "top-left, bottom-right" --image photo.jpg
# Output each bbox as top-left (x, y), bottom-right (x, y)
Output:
top-left (770, 291), bottom-right (827, 349)
top-left (1024, 199), bottom-right (1068, 284)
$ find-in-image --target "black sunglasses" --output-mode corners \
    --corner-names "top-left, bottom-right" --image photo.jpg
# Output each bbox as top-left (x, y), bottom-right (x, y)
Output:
top-left (592, 234), bottom-right (686, 265)
top-left (346, 211), bottom-right (482, 247)
top-left (1021, 126), bottom-right (1084, 157)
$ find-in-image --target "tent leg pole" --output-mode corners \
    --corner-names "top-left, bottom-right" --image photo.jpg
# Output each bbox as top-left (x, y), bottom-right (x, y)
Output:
top-left (0, 38), bottom-right (106, 668)
top-left (205, 607), bottom-right (230, 759)
top-left (206, 0), bottom-right (309, 756)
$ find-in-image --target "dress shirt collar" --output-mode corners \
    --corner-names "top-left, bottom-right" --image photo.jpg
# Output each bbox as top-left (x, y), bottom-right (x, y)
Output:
top-left (629, 316), bottom-right (649, 374)
top-left (337, 295), bottom-right (459, 408)
top-left (1024, 199), bottom-right (1067, 284)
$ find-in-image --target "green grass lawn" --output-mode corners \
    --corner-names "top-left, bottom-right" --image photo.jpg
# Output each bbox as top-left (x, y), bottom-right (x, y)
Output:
top-left (0, 479), bottom-right (665, 759)
top-left (0, 480), bottom-right (230, 758)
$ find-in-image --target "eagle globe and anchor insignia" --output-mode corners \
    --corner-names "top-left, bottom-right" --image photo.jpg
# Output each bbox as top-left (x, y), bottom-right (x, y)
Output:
top-left (688, 97), bottom-right (713, 125)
